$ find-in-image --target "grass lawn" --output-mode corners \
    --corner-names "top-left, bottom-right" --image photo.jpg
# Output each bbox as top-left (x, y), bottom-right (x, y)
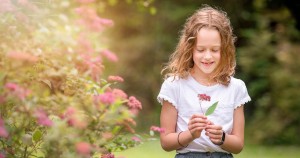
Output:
top-left (114, 140), bottom-right (300, 158)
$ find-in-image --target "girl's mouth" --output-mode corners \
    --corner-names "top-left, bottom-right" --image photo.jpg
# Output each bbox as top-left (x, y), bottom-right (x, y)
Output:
top-left (201, 61), bottom-right (214, 67)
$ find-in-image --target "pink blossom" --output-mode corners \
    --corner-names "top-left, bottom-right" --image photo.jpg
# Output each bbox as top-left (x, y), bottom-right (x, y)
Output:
top-left (63, 107), bottom-right (87, 129)
top-left (4, 83), bottom-right (31, 100)
top-left (150, 126), bottom-right (165, 133)
top-left (78, 53), bottom-right (104, 81)
top-left (34, 109), bottom-right (53, 127)
top-left (94, 92), bottom-right (115, 105)
top-left (102, 132), bottom-right (113, 139)
top-left (17, 0), bottom-right (38, 11)
top-left (0, 95), bottom-right (6, 104)
top-left (112, 89), bottom-right (127, 100)
top-left (76, 142), bottom-right (91, 156)
top-left (64, 106), bottom-right (77, 116)
top-left (7, 51), bottom-right (38, 63)
top-left (75, 6), bottom-right (113, 32)
top-left (5, 83), bottom-right (19, 91)
top-left (108, 75), bottom-right (124, 82)
top-left (101, 153), bottom-right (115, 158)
top-left (127, 96), bottom-right (142, 110)
top-left (131, 136), bottom-right (141, 142)
top-left (198, 94), bottom-right (211, 101)
top-left (101, 50), bottom-right (118, 62)
top-left (0, 153), bottom-right (5, 158)
top-left (77, 35), bottom-right (94, 54)
top-left (0, 118), bottom-right (9, 138)
top-left (96, 17), bottom-right (114, 27)
top-left (0, 0), bottom-right (16, 13)
top-left (18, 0), bottom-right (28, 5)
top-left (77, 0), bottom-right (95, 3)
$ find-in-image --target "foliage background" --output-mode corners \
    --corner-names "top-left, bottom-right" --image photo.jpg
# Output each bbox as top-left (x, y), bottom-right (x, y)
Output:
top-left (105, 0), bottom-right (300, 145)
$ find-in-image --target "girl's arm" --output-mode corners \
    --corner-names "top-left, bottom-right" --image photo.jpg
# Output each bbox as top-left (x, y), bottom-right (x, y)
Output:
top-left (206, 105), bottom-right (245, 154)
top-left (160, 100), bottom-right (191, 151)
top-left (160, 100), bottom-right (207, 151)
top-left (220, 105), bottom-right (245, 154)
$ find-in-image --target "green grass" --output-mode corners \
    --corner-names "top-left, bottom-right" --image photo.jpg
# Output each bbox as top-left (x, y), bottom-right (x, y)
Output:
top-left (114, 140), bottom-right (300, 158)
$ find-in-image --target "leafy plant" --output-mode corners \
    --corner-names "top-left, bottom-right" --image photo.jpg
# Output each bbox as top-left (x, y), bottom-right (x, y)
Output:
top-left (0, 0), bottom-right (154, 157)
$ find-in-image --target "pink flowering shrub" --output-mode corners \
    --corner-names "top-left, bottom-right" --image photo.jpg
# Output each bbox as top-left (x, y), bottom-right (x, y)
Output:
top-left (0, 0), bottom-right (153, 157)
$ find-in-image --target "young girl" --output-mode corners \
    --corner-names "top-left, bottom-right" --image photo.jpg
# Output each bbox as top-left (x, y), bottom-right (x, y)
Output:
top-left (157, 6), bottom-right (251, 158)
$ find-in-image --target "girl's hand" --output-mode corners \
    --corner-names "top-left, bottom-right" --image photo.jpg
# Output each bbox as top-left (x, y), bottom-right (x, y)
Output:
top-left (188, 114), bottom-right (208, 139)
top-left (205, 121), bottom-right (223, 145)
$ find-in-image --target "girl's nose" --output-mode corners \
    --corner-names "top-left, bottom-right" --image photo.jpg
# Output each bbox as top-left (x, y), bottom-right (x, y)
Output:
top-left (204, 51), bottom-right (212, 59)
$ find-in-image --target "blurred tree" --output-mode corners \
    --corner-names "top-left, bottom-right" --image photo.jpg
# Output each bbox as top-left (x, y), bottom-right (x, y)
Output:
top-left (102, 0), bottom-right (300, 145)
top-left (238, 0), bottom-right (300, 145)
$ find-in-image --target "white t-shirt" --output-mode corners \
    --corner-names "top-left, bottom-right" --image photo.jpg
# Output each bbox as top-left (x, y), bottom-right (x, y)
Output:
top-left (157, 74), bottom-right (251, 153)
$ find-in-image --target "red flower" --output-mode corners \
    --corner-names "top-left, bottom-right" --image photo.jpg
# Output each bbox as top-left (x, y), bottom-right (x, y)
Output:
top-left (131, 136), bottom-right (141, 142)
top-left (63, 107), bottom-right (87, 129)
top-left (75, 6), bottom-right (114, 32)
top-left (34, 109), bottom-right (53, 127)
top-left (150, 126), bottom-right (165, 133)
top-left (101, 50), bottom-right (118, 62)
top-left (101, 153), bottom-right (115, 158)
top-left (0, 118), bottom-right (9, 138)
top-left (112, 88), bottom-right (128, 100)
top-left (94, 92), bottom-right (115, 105)
top-left (76, 142), bottom-right (91, 156)
top-left (5, 83), bottom-right (31, 100)
top-left (127, 96), bottom-right (142, 110)
top-left (77, 0), bottom-right (95, 3)
top-left (0, 152), bottom-right (5, 158)
top-left (0, 95), bottom-right (6, 104)
top-left (198, 94), bottom-right (211, 101)
top-left (108, 75), bottom-right (124, 82)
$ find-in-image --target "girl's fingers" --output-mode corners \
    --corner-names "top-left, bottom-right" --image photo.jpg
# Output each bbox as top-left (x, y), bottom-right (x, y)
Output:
top-left (205, 128), bottom-right (222, 134)
top-left (189, 116), bottom-right (208, 125)
top-left (191, 114), bottom-right (207, 119)
top-left (205, 125), bottom-right (222, 131)
top-left (205, 131), bottom-right (222, 139)
top-left (210, 138), bottom-right (222, 144)
top-left (189, 123), bottom-right (207, 130)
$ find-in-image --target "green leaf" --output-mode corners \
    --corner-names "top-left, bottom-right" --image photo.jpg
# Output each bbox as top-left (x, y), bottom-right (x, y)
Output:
top-left (32, 129), bottom-right (42, 142)
top-left (205, 101), bottom-right (218, 116)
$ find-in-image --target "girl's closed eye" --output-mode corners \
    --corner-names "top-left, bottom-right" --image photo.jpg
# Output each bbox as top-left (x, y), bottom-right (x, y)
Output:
top-left (212, 49), bottom-right (219, 53)
top-left (197, 49), bottom-right (205, 53)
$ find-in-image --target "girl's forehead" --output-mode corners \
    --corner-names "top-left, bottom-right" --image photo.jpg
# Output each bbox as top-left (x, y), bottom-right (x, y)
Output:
top-left (195, 28), bottom-right (221, 46)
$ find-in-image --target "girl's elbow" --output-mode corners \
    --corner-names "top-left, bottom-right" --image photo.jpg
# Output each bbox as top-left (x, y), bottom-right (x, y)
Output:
top-left (162, 146), bottom-right (173, 152)
top-left (160, 142), bottom-right (173, 152)
top-left (231, 143), bottom-right (244, 154)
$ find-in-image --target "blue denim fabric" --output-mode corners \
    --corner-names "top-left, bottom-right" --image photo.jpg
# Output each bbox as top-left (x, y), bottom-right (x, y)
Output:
top-left (175, 152), bottom-right (233, 158)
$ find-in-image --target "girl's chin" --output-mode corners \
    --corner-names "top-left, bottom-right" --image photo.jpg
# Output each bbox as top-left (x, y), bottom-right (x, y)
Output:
top-left (200, 67), bottom-right (215, 74)
top-left (192, 66), bottom-right (215, 74)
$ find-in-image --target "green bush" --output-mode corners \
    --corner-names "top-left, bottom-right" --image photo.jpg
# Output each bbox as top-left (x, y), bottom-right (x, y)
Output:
top-left (0, 0), bottom-right (145, 157)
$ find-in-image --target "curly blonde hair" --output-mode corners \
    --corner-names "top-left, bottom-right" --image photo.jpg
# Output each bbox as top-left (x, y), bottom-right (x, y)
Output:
top-left (162, 5), bottom-right (236, 86)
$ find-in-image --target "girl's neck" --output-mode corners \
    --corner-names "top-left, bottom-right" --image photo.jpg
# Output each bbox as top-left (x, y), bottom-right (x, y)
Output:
top-left (190, 70), bottom-right (217, 86)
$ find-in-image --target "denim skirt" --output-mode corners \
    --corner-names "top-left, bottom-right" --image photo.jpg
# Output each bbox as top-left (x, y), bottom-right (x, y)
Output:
top-left (175, 152), bottom-right (233, 158)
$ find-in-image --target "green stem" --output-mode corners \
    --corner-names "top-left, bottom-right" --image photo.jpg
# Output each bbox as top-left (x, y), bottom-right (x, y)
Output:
top-left (23, 146), bottom-right (27, 158)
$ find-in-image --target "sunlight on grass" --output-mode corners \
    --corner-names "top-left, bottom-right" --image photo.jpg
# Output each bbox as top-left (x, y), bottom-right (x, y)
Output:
top-left (114, 140), bottom-right (175, 158)
top-left (114, 140), bottom-right (300, 158)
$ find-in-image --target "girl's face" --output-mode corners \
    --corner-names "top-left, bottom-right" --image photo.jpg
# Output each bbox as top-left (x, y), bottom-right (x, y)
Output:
top-left (192, 27), bottom-right (221, 75)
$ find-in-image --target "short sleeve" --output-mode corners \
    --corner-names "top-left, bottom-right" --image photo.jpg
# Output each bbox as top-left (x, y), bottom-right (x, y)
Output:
top-left (157, 77), bottom-right (180, 109)
top-left (234, 79), bottom-right (251, 109)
